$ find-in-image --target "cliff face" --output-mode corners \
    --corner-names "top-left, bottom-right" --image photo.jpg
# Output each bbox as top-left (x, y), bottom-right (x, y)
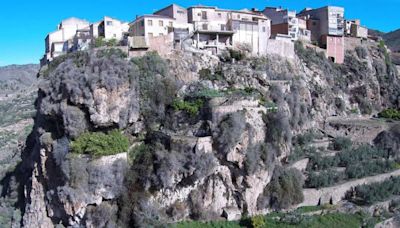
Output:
top-left (5, 41), bottom-right (400, 227)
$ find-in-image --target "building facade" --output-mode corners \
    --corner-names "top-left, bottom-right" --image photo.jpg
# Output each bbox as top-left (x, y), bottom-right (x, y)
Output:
top-left (91, 16), bottom-right (129, 41)
top-left (187, 6), bottom-right (271, 55)
top-left (298, 6), bottom-right (345, 63)
top-left (41, 17), bottom-right (90, 65)
top-left (128, 15), bottom-right (175, 49)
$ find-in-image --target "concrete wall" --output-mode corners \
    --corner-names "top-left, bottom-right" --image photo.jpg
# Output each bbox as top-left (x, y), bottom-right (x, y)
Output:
top-left (266, 39), bottom-right (295, 59)
top-left (129, 33), bottom-right (174, 57)
top-left (325, 35), bottom-right (344, 63)
top-left (263, 8), bottom-right (288, 25)
top-left (351, 24), bottom-right (368, 39)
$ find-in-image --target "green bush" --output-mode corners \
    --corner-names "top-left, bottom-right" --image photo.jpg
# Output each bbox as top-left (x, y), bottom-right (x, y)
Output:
top-left (251, 215), bottom-right (265, 228)
top-left (128, 144), bottom-right (149, 163)
top-left (96, 48), bottom-right (127, 58)
top-left (306, 169), bottom-right (344, 188)
top-left (345, 159), bottom-right (397, 179)
top-left (106, 38), bottom-right (118, 47)
top-left (347, 176), bottom-right (400, 205)
top-left (378, 108), bottom-right (400, 120)
top-left (94, 37), bottom-right (105, 47)
top-left (172, 99), bottom-right (204, 116)
top-left (329, 137), bottom-right (352, 151)
top-left (229, 49), bottom-right (246, 61)
top-left (71, 130), bottom-right (129, 156)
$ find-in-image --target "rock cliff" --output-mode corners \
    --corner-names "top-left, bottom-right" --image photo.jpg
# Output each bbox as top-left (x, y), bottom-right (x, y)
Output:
top-left (2, 40), bottom-right (400, 227)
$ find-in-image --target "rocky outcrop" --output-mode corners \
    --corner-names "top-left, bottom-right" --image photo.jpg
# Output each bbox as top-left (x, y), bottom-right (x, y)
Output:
top-left (10, 40), bottom-right (400, 227)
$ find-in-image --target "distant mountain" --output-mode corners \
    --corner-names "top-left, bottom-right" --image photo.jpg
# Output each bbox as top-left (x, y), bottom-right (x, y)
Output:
top-left (383, 29), bottom-right (400, 52)
top-left (368, 29), bottom-right (385, 38)
top-left (0, 64), bottom-right (39, 93)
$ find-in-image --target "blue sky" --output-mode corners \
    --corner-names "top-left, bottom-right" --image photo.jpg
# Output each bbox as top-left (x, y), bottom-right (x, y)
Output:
top-left (0, 0), bottom-right (398, 66)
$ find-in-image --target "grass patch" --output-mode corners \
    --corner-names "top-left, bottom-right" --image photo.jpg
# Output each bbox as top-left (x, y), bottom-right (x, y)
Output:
top-left (172, 212), bottom-right (370, 228)
top-left (172, 99), bottom-right (204, 116)
top-left (378, 108), bottom-right (400, 120)
top-left (71, 130), bottom-right (129, 156)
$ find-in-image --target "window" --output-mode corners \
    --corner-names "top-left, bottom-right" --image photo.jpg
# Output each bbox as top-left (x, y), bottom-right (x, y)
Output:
top-left (177, 10), bottom-right (185, 14)
top-left (221, 24), bottom-right (226, 31)
top-left (159, 33), bottom-right (164, 36)
top-left (148, 20), bottom-right (153, 26)
top-left (159, 20), bottom-right (164, 26)
top-left (202, 23), bottom-right (208, 30)
top-left (148, 33), bottom-right (153, 37)
top-left (169, 21), bottom-right (173, 27)
top-left (237, 14), bottom-right (241, 19)
top-left (218, 13), bottom-right (222, 17)
top-left (106, 21), bottom-right (113, 26)
top-left (201, 11), bottom-right (207, 20)
top-left (140, 20), bottom-right (144, 26)
top-left (262, 26), bottom-right (266, 32)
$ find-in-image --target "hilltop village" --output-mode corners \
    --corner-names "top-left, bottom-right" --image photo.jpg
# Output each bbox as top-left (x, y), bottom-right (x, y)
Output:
top-left (41, 4), bottom-right (371, 66)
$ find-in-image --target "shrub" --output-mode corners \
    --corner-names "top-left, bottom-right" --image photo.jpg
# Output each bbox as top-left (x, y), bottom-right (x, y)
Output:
top-left (132, 52), bottom-right (178, 129)
top-left (71, 130), bottom-right (129, 156)
top-left (96, 48), bottom-right (127, 58)
top-left (172, 99), bottom-right (204, 116)
top-left (338, 145), bottom-right (389, 167)
top-left (345, 159), bottom-right (397, 179)
top-left (307, 153), bottom-right (339, 171)
top-left (215, 112), bottom-right (247, 155)
top-left (106, 38), bottom-right (118, 47)
top-left (329, 137), bottom-right (352, 151)
top-left (263, 111), bottom-right (292, 156)
top-left (378, 108), bottom-right (400, 120)
top-left (306, 170), bottom-right (344, 188)
top-left (229, 49), bottom-right (246, 61)
top-left (128, 144), bottom-right (149, 163)
top-left (267, 167), bottom-right (304, 209)
top-left (347, 176), bottom-right (400, 205)
top-left (94, 37), bottom-right (105, 47)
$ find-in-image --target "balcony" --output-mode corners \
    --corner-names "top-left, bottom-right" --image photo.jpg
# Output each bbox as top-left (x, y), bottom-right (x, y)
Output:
top-left (193, 23), bottom-right (234, 34)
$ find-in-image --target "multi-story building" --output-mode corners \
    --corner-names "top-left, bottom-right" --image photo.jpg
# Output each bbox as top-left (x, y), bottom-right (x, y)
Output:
top-left (153, 4), bottom-right (193, 43)
top-left (345, 19), bottom-right (368, 39)
top-left (262, 7), bottom-right (311, 42)
top-left (187, 6), bottom-right (271, 55)
top-left (262, 7), bottom-right (299, 40)
top-left (298, 6), bottom-right (345, 63)
top-left (128, 15), bottom-right (175, 49)
top-left (41, 17), bottom-right (90, 65)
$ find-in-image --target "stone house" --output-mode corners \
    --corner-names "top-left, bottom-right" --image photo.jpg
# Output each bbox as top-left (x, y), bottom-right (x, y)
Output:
top-left (298, 6), bottom-right (345, 64)
top-left (187, 6), bottom-right (271, 55)
top-left (41, 17), bottom-right (90, 65)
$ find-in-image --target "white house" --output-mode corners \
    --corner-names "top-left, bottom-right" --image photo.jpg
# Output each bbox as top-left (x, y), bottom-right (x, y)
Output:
top-left (91, 16), bottom-right (129, 41)
top-left (41, 17), bottom-right (90, 65)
